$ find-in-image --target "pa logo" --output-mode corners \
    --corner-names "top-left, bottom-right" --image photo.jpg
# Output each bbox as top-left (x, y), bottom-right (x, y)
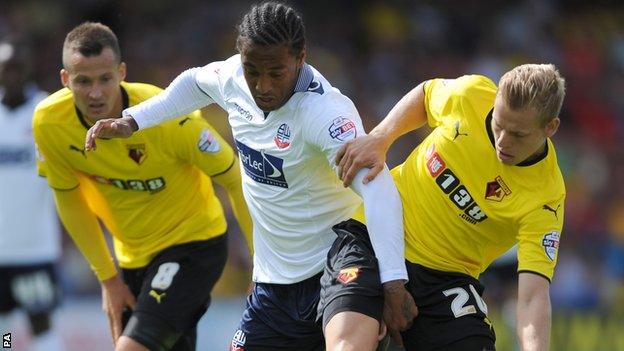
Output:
top-left (3, 333), bottom-right (11, 348)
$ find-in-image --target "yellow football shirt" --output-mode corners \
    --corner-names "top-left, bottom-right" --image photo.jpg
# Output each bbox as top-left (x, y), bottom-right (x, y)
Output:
top-left (394, 75), bottom-right (565, 280)
top-left (33, 82), bottom-right (235, 269)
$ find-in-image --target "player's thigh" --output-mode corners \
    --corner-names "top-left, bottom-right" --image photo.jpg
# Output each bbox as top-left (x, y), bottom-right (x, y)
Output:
top-left (318, 219), bottom-right (384, 329)
top-left (230, 274), bottom-right (324, 351)
top-left (401, 262), bottom-right (496, 351)
top-left (324, 310), bottom-right (380, 350)
top-left (122, 235), bottom-right (228, 351)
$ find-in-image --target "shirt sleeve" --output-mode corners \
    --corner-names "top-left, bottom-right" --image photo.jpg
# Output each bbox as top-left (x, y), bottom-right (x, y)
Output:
top-left (33, 114), bottom-right (80, 190)
top-left (124, 62), bottom-right (226, 130)
top-left (303, 94), bottom-right (366, 169)
top-left (168, 111), bottom-right (236, 177)
top-left (303, 94), bottom-right (407, 283)
top-left (517, 195), bottom-right (565, 281)
top-left (54, 188), bottom-right (117, 281)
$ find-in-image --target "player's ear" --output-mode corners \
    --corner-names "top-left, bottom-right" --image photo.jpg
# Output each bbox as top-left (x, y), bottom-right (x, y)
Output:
top-left (545, 117), bottom-right (560, 138)
top-left (60, 69), bottom-right (70, 88)
top-left (296, 48), bottom-right (306, 67)
top-left (118, 62), bottom-right (127, 81)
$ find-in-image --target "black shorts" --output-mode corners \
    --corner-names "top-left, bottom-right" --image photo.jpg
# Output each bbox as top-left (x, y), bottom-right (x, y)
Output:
top-left (318, 219), bottom-right (384, 328)
top-left (121, 235), bottom-right (227, 351)
top-left (0, 263), bottom-right (60, 315)
top-left (401, 262), bottom-right (496, 351)
top-left (230, 219), bottom-right (383, 350)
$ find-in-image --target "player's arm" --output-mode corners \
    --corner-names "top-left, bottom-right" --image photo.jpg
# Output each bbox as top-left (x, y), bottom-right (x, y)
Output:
top-left (53, 188), bottom-right (136, 343)
top-left (85, 62), bottom-right (224, 150)
top-left (53, 188), bottom-right (116, 281)
top-left (336, 81), bottom-right (428, 186)
top-left (516, 196), bottom-right (564, 351)
top-left (212, 160), bottom-right (253, 257)
top-left (517, 273), bottom-right (551, 351)
top-left (349, 167), bottom-right (417, 344)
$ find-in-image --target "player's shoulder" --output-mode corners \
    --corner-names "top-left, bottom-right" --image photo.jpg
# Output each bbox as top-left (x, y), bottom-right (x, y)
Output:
top-left (33, 87), bottom-right (74, 127)
top-left (438, 74), bottom-right (497, 98)
top-left (197, 54), bottom-right (241, 83)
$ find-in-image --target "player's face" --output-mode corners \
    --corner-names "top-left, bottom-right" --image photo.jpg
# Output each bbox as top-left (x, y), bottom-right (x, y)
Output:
top-left (240, 43), bottom-right (305, 112)
top-left (60, 47), bottom-right (126, 122)
top-left (491, 94), bottom-right (560, 165)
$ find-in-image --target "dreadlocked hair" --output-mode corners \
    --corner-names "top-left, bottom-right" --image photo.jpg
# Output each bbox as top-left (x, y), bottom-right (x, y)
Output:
top-left (236, 2), bottom-right (306, 55)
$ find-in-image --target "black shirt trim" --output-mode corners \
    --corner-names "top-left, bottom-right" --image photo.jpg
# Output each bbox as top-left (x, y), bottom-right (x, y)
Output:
top-left (518, 270), bottom-right (551, 284)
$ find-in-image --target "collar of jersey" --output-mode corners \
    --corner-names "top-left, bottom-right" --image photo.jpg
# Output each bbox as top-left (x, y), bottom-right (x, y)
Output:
top-left (75, 86), bottom-right (129, 130)
top-left (292, 63), bottom-right (314, 93)
top-left (485, 109), bottom-right (548, 167)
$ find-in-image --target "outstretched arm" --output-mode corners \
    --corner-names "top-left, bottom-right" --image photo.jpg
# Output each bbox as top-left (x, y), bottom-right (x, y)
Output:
top-left (85, 67), bottom-right (217, 150)
top-left (337, 82), bottom-right (428, 186)
top-left (517, 272), bottom-right (551, 351)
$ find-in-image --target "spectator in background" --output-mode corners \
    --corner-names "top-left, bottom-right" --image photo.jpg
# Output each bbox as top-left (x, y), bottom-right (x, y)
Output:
top-left (0, 41), bottom-right (64, 351)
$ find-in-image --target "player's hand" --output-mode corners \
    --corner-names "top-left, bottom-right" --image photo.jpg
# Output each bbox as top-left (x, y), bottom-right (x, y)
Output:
top-left (336, 133), bottom-right (389, 187)
top-left (382, 280), bottom-right (418, 347)
top-left (85, 116), bottom-right (138, 151)
top-left (101, 274), bottom-right (136, 345)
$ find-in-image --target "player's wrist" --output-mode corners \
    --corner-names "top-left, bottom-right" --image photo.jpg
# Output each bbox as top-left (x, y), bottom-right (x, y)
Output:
top-left (369, 129), bottom-right (393, 153)
top-left (101, 272), bottom-right (122, 288)
top-left (123, 115), bottom-right (139, 132)
top-left (382, 279), bottom-right (406, 293)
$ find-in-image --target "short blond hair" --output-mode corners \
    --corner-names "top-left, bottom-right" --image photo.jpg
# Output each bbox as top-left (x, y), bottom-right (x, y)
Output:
top-left (498, 64), bottom-right (566, 126)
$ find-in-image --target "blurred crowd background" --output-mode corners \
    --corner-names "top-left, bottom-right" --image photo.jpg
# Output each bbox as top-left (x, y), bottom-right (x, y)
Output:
top-left (1, 0), bottom-right (624, 350)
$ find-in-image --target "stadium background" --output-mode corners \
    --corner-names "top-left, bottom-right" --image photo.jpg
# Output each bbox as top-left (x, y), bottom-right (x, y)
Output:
top-left (2, 0), bottom-right (624, 350)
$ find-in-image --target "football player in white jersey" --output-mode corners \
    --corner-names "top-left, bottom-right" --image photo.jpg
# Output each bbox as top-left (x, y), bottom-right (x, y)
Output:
top-left (0, 41), bottom-right (64, 351)
top-left (85, 2), bottom-right (417, 350)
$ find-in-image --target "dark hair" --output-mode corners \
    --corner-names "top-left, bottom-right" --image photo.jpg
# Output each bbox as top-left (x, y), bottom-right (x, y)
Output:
top-left (62, 22), bottom-right (121, 68)
top-left (236, 2), bottom-right (306, 55)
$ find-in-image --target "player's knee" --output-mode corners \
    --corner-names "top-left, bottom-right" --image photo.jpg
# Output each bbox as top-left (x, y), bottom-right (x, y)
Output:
top-left (122, 313), bottom-right (182, 351)
top-left (28, 312), bottom-right (51, 335)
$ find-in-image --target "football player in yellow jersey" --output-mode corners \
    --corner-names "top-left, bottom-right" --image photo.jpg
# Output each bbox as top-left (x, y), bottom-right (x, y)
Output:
top-left (337, 64), bottom-right (566, 351)
top-left (32, 23), bottom-right (253, 351)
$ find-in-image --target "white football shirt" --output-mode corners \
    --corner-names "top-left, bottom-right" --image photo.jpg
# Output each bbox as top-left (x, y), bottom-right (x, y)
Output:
top-left (0, 86), bottom-right (60, 264)
top-left (126, 55), bottom-right (407, 284)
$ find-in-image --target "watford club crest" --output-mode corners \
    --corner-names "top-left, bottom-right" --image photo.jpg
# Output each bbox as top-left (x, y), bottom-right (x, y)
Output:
top-left (337, 267), bottom-right (360, 284)
top-left (485, 176), bottom-right (511, 202)
top-left (127, 144), bottom-right (147, 164)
